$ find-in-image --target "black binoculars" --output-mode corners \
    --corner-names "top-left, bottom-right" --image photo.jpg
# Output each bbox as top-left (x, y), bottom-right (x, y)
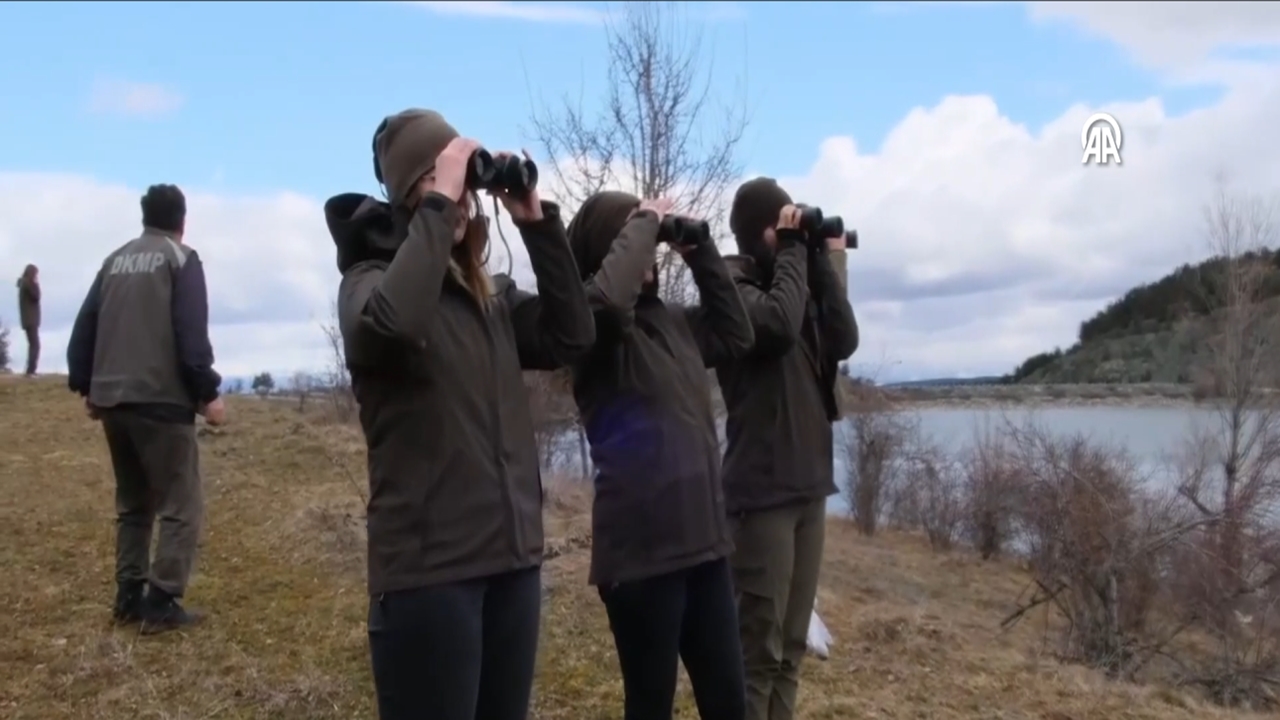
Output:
top-left (658, 215), bottom-right (711, 247)
top-left (796, 204), bottom-right (859, 250)
top-left (466, 149), bottom-right (539, 198)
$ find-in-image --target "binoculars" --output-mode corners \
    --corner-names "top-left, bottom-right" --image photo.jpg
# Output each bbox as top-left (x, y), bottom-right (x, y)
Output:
top-left (658, 215), bottom-right (712, 247)
top-left (466, 149), bottom-right (539, 198)
top-left (796, 205), bottom-right (859, 250)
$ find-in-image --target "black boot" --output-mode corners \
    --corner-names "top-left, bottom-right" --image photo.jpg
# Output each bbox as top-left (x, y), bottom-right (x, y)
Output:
top-left (112, 580), bottom-right (146, 624)
top-left (140, 587), bottom-right (203, 635)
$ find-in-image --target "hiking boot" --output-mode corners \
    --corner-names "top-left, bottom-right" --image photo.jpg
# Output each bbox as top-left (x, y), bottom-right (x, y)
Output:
top-left (112, 580), bottom-right (146, 625)
top-left (139, 588), bottom-right (204, 635)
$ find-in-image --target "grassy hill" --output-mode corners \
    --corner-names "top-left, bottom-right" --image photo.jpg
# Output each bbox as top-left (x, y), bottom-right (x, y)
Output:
top-left (0, 376), bottom-right (1261, 719)
top-left (1007, 249), bottom-right (1280, 385)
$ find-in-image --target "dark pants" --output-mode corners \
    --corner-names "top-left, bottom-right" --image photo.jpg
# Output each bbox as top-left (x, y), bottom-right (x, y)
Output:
top-left (369, 566), bottom-right (542, 720)
top-left (599, 558), bottom-right (746, 720)
top-left (731, 499), bottom-right (826, 720)
top-left (23, 326), bottom-right (38, 375)
top-left (101, 409), bottom-right (203, 597)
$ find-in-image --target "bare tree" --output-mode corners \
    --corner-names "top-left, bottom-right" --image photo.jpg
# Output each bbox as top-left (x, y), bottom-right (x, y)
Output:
top-left (527, 1), bottom-right (748, 304)
top-left (1172, 184), bottom-right (1280, 706)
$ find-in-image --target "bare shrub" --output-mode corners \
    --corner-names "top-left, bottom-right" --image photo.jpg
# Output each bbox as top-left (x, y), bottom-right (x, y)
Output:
top-left (292, 371), bottom-right (314, 413)
top-left (318, 304), bottom-right (357, 424)
top-left (842, 391), bottom-right (919, 537)
top-left (1001, 422), bottom-right (1198, 678)
top-left (0, 318), bottom-right (9, 372)
top-left (525, 369), bottom-right (583, 476)
top-left (905, 444), bottom-right (966, 552)
top-left (960, 426), bottom-right (1022, 560)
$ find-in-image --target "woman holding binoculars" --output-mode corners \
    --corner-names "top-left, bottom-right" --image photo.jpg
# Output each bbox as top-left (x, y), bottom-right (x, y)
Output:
top-left (326, 108), bottom-right (595, 720)
top-left (564, 189), bottom-right (756, 720)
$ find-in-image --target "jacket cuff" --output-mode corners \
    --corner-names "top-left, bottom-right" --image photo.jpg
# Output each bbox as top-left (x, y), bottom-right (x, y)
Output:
top-left (776, 228), bottom-right (805, 250)
top-left (513, 200), bottom-right (563, 230)
top-left (420, 192), bottom-right (461, 225)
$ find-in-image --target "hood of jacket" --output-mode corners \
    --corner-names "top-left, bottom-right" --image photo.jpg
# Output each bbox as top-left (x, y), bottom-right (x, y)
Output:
top-left (325, 192), bottom-right (408, 273)
top-left (566, 191), bottom-right (661, 297)
top-left (729, 177), bottom-right (793, 277)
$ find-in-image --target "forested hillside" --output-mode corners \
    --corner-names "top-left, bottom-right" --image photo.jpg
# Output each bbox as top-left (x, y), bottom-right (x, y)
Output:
top-left (1006, 249), bottom-right (1280, 384)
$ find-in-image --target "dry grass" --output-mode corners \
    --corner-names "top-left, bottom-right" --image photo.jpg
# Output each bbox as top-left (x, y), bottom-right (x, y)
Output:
top-left (0, 376), bottom-right (1268, 720)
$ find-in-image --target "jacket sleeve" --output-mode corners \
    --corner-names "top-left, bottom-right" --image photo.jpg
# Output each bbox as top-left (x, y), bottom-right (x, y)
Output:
top-left (810, 248), bottom-right (859, 361)
top-left (584, 211), bottom-right (661, 330)
top-left (171, 251), bottom-right (222, 404)
top-left (338, 193), bottom-right (459, 351)
top-left (22, 280), bottom-right (40, 303)
top-left (738, 231), bottom-right (809, 358)
top-left (678, 243), bottom-right (754, 367)
top-left (505, 202), bottom-right (597, 370)
top-left (66, 270), bottom-right (103, 397)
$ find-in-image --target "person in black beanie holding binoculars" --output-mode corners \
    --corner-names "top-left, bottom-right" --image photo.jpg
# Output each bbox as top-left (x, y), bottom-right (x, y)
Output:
top-left (325, 108), bottom-right (595, 720)
top-left (565, 190), bottom-right (755, 720)
top-left (721, 177), bottom-right (859, 720)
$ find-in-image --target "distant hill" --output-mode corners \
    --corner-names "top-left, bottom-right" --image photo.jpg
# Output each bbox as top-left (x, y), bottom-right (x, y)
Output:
top-left (1006, 249), bottom-right (1280, 385)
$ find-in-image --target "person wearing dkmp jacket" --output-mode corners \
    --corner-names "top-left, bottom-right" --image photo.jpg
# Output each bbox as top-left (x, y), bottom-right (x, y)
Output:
top-left (565, 190), bottom-right (755, 720)
top-left (326, 108), bottom-right (595, 720)
top-left (721, 178), bottom-right (859, 720)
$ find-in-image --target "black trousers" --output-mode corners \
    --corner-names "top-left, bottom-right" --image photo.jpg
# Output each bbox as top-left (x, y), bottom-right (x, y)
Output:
top-left (368, 566), bottom-right (542, 720)
top-left (600, 558), bottom-right (746, 720)
top-left (23, 326), bottom-right (39, 376)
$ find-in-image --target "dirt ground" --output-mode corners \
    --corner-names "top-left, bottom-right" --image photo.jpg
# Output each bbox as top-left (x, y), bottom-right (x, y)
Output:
top-left (0, 376), bottom-right (1261, 719)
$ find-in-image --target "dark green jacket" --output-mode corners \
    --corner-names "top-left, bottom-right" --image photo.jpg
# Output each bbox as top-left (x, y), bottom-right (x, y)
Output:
top-left (17, 278), bottom-right (39, 330)
top-left (567, 209), bottom-right (754, 586)
top-left (717, 233), bottom-right (859, 514)
top-left (330, 192), bottom-right (595, 595)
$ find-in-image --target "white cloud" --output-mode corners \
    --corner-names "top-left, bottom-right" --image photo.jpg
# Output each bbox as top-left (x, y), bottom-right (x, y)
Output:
top-left (1029, 2), bottom-right (1280, 76)
top-left (87, 78), bottom-right (185, 119)
top-left (405, 1), bottom-right (604, 24)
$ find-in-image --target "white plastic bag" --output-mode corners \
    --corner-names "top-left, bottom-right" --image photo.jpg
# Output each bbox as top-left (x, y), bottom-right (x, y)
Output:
top-left (806, 608), bottom-right (833, 660)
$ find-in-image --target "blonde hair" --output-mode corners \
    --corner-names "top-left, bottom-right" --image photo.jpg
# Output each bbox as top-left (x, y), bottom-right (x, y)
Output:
top-left (404, 178), bottom-right (493, 308)
top-left (450, 192), bottom-right (494, 309)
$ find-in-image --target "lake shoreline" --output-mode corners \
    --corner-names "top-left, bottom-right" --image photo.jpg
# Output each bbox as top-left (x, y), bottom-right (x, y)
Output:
top-left (878, 382), bottom-right (1202, 411)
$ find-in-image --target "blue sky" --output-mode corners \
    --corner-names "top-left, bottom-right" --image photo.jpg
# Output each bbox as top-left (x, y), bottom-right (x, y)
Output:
top-left (0, 1), bottom-right (1219, 198)
top-left (3, 1), bottom-right (1277, 380)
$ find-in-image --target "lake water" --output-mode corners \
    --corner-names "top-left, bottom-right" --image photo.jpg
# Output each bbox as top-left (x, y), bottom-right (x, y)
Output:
top-left (547, 405), bottom-right (1232, 516)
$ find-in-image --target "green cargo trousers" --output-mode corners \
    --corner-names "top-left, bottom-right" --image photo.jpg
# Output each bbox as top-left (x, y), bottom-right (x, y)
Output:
top-left (731, 498), bottom-right (826, 720)
top-left (101, 409), bottom-right (204, 597)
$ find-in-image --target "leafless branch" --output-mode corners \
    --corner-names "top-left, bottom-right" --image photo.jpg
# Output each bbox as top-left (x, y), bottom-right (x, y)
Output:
top-left (526, 1), bottom-right (749, 304)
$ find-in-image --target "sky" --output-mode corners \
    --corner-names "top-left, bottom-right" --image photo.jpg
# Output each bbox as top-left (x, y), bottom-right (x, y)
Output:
top-left (2, 1), bottom-right (1280, 382)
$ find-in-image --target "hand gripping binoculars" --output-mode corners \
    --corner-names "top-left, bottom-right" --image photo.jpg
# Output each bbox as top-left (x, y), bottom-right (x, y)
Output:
top-left (465, 149), bottom-right (539, 198)
top-left (658, 215), bottom-right (712, 247)
top-left (796, 204), bottom-right (859, 250)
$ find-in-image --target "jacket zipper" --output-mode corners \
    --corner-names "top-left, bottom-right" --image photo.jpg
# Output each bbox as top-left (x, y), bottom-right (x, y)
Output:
top-left (467, 290), bottom-right (522, 561)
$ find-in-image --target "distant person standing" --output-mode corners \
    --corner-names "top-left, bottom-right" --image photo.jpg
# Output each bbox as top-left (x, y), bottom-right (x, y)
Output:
top-left (16, 264), bottom-right (40, 376)
top-left (66, 183), bottom-right (226, 635)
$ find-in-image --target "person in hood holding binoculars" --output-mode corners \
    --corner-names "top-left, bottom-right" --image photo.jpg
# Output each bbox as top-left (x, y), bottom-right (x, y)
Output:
top-left (721, 177), bottom-right (860, 720)
top-left (325, 108), bottom-right (595, 720)
top-left (565, 190), bottom-right (755, 720)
